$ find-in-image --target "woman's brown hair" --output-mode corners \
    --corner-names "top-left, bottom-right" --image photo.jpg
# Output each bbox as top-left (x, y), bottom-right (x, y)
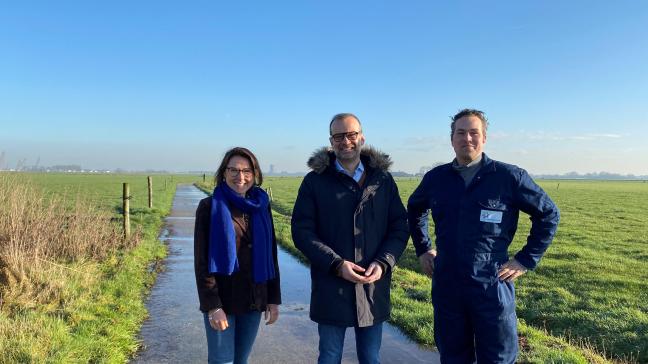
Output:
top-left (215, 147), bottom-right (264, 187)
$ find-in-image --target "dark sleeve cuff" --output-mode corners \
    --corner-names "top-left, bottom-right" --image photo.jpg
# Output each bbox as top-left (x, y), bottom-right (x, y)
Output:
top-left (329, 258), bottom-right (344, 276)
top-left (267, 278), bottom-right (282, 305)
top-left (415, 242), bottom-right (433, 257)
top-left (513, 252), bottom-right (536, 271)
top-left (200, 294), bottom-right (223, 313)
top-left (373, 259), bottom-right (389, 274)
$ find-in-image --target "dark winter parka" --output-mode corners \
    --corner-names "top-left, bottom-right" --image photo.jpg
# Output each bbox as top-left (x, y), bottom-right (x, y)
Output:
top-left (291, 146), bottom-right (409, 327)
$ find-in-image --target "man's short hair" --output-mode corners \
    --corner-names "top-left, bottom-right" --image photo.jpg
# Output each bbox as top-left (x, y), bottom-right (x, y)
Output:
top-left (450, 109), bottom-right (488, 138)
top-left (329, 113), bottom-right (362, 135)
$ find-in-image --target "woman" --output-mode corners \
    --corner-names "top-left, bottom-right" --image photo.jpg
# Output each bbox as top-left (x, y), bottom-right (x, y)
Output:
top-left (194, 147), bottom-right (281, 364)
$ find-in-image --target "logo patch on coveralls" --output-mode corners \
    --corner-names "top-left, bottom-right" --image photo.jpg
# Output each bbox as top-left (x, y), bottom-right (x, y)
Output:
top-left (480, 210), bottom-right (503, 223)
top-left (487, 199), bottom-right (501, 208)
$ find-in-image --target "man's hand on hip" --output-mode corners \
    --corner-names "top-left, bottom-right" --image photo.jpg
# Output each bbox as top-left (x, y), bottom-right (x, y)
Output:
top-left (338, 260), bottom-right (370, 284)
top-left (418, 249), bottom-right (436, 278)
top-left (498, 258), bottom-right (528, 282)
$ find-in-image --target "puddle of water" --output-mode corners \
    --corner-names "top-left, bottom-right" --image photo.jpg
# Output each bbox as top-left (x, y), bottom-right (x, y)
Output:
top-left (163, 236), bottom-right (194, 241)
top-left (133, 185), bottom-right (206, 363)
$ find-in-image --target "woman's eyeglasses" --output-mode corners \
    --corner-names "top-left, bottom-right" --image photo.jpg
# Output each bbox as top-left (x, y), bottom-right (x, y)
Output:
top-left (226, 167), bottom-right (253, 177)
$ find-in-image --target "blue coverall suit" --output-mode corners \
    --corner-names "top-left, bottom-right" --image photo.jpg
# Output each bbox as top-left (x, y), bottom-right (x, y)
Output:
top-left (407, 154), bottom-right (559, 364)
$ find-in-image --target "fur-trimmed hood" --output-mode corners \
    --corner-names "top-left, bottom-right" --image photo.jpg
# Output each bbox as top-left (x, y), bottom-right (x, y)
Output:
top-left (307, 145), bottom-right (393, 174)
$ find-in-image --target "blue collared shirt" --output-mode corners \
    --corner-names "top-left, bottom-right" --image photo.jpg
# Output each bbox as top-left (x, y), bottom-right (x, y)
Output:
top-left (335, 159), bottom-right (365, 182)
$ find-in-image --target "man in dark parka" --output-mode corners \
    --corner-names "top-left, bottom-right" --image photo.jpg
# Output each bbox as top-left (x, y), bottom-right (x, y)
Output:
top-left (292, 113), bottom-right (409, 364)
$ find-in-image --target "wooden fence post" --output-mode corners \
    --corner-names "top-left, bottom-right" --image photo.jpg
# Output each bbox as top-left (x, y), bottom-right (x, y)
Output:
top-left (123, 183), bottom-right (130, 240)
top-left (147, 176), bottom-right (153, 208)
top-left (203, 173), bottom-right (206, 183)
top-left (164, 179), bottom-right (167, 190)
top-left (268, 187), bottom-right (273, 202)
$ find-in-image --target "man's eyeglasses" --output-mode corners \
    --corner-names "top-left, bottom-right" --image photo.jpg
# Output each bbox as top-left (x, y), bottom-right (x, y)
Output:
top-left (330, 131), bottom-right (360, 143)
top-left (226, 167), bottom-right (253, 177)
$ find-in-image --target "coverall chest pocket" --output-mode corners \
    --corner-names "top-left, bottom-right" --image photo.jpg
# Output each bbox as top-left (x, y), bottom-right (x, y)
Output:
top-left (477, 199), bottom-right (507, 236)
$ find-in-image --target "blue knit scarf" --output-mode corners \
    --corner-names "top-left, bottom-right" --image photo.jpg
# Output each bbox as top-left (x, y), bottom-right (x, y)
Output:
top-left (208, 184), bottom-right (275, 283)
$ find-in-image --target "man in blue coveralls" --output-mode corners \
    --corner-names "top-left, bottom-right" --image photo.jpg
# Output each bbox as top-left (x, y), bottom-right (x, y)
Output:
top-left (407, 109), bottom-right (560, 363)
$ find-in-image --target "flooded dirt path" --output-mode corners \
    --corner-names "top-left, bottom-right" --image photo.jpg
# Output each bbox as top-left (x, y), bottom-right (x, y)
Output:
top-left (133, 185), bottom-right (206, 363)
top-left (133, 184), bottom-right (439, 363)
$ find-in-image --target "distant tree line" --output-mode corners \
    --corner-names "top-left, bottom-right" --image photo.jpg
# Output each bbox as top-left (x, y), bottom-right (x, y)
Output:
top-left (532, 171), bottom-right (648, 180)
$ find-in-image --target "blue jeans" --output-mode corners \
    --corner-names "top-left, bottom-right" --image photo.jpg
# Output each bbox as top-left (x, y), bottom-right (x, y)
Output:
top-left (318, 323), bottom-right (383, 364)
top-left (203, 311), bottom-right (262, 364)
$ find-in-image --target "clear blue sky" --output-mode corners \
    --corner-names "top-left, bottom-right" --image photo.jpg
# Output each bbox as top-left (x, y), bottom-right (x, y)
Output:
top-left (1, 1), bottom-right (647, 174)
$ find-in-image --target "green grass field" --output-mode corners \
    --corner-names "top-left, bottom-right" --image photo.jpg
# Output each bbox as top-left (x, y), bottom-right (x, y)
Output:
top-left (252, 177), bottom-right (648, 363)
top-left (11, 173), bottom-right (642, 363)
top-left (0, 172), bottom-right (200, 363)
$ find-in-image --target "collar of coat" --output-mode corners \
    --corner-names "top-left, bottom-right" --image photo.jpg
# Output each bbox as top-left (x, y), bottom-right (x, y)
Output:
top-left (307, 145), bottom-right (393, 174)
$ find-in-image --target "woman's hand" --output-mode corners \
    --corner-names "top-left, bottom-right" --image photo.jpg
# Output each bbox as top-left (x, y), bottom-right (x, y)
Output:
top-left (208, 308), bottom-right (228, 331)
top-left (265, 304), bottom-right (279, 325)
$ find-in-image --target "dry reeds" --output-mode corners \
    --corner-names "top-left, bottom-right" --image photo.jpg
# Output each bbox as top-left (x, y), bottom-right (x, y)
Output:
top-left (0, 175), bottom-right (133, 309)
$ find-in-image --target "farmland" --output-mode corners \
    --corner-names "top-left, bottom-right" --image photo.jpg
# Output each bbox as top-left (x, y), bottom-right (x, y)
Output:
top-left (0, 172), bottom-right (200, 363)
top-left (3, 172), bottom-right (645, 363)
top-left (256, 177), bottom-right (648, 363)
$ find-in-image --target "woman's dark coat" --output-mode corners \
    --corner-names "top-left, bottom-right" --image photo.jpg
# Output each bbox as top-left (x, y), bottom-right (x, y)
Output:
top-left (194, 197), bottom-right (281, 314)
top-left (291, 146), bottom-right (409, 327)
